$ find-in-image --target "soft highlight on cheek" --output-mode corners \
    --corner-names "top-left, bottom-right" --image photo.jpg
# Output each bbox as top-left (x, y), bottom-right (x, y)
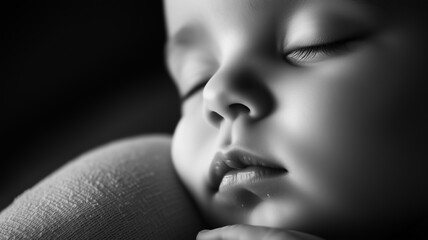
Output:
top-left (172, 112), bottom-right (218, 194)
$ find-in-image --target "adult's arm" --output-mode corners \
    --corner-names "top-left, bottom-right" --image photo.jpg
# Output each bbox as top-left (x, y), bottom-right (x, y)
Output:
top-left (0, 135), bottom-right (205, 239)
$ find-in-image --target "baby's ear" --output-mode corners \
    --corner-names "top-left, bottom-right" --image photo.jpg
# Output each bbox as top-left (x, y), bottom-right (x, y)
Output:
top-left (0, 135), bottom-right (205, 239)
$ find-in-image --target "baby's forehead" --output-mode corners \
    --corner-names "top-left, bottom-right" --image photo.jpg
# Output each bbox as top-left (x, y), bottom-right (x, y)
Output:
top-left (165, 0), bottom-right (428, 55)
top-left (165, 0), bottom-right (385, 48)
top-left (164, 0), bottom-right (423, 25)
top-left (165, 0), bottom-right (384, 34)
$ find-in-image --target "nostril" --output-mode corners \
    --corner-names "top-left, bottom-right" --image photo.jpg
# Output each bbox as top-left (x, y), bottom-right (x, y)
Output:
top-left (228, 103), bottom-right (250, 117)
top-left (208, 111), bottom-right (223, 126)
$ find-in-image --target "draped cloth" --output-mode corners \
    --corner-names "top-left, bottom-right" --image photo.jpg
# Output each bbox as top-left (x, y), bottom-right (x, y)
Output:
top-left (0, 135), bottom-right (204, 239)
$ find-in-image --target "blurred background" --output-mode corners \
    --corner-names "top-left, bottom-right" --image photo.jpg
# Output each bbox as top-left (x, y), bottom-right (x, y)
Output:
top-left (1, 1), bottom-right (180, 210)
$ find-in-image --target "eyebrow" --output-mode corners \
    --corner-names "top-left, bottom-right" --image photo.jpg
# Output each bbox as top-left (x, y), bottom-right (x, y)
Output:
top-left (165, 24), bottom-right (202, 61)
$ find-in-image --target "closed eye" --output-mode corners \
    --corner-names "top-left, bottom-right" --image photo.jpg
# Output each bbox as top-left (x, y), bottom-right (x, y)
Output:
top-left (283, 36), bottom-right (365, 66)
top-left (180, 80), bottom-right (208, 103)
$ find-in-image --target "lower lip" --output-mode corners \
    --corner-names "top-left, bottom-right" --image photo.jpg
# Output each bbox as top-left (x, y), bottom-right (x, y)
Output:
top-left (219, 167), bottom-right (286, 192)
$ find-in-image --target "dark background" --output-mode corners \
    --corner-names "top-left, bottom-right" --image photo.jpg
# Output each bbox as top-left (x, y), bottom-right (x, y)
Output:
top-left (1, 1), bottom-right (180, 210)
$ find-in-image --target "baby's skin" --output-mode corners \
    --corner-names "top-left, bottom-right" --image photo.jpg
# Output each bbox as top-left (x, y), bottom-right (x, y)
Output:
top-left (164, 0), bottom-right (428, 239)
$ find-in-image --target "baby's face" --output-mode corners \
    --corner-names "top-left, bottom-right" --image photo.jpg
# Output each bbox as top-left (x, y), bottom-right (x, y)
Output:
top-left (165, 0), bottom-right (428, 237)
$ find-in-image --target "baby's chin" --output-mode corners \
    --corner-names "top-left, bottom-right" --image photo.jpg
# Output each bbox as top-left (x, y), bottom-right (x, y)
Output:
top-left (203, 177), bottom-right (308, 228)
top-left (204, 195), bottom-right (353, 238)
top-left (204, 191), bottom-right (309, 231)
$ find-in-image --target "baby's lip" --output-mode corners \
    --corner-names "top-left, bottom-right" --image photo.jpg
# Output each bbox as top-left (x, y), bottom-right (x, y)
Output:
top-left (208, 148), bottom-right (287, 191)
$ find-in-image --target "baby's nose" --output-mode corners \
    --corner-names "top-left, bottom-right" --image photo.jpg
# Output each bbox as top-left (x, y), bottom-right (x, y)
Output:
top-left (203, 66), bottom-right (274, 127)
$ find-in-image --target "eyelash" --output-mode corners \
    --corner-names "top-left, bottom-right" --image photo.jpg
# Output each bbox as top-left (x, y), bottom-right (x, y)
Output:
top-left (180, 80), bottom-right (208, 103)
top-left (283, 37), bottom-right (357, 66)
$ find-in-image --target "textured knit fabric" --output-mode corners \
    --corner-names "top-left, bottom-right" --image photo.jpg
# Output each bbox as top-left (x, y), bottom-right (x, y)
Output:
top-left (0, 135), bottom-right (204, 239)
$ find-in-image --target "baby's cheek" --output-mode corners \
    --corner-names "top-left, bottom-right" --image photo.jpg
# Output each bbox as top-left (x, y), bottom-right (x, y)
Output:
top-left (172, 117), bottom-right (202, 176)
top-left (171, 114), bottom-right (217, 196)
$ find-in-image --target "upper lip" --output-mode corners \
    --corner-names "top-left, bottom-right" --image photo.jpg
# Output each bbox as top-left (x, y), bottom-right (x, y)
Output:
top-left (208, 148), bottom-right (287, 191)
